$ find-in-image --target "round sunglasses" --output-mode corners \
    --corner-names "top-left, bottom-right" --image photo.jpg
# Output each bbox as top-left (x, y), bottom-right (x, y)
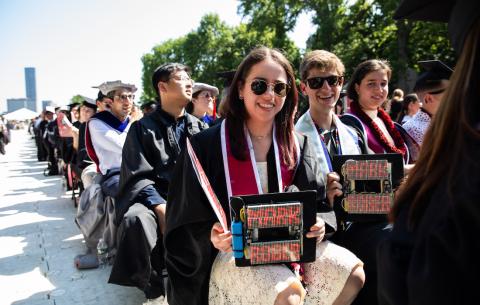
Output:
top-left (306, 75), bottom-right (343, 89)
top-left (250, 79), bottom-right (290, 97)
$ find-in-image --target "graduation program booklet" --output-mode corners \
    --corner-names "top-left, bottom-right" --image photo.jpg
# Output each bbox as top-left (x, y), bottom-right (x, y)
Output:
top-left (186, 138), bottom-right (229, 232)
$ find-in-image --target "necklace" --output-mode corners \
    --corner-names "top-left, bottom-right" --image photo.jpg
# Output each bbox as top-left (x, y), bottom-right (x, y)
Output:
top-left (248, 129), bottom-right (271, 140)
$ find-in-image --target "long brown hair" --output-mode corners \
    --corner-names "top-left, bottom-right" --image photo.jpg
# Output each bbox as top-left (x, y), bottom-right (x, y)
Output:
top-left (391, 20), bottom-right (480, 227)
top-left (220, 46), bottom-right (299, 168)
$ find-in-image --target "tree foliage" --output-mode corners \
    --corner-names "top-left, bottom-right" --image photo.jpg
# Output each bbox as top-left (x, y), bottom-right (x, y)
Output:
top-left (140, 13), bottom-right (300, 101)
top-left (140, 1), bottom-right (455, 100)
top-left (70, 94), bottom-right (85, 105)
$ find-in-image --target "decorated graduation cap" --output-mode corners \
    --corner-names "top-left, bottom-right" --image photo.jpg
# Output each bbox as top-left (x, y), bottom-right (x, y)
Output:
top-left (413, 60), bottom-right (453, 92)
top-left (394, 0), bottom-right (480, 53)
top-left (192, 82), bottom-right (219, 96)
top-left (92, 80), bottom-right (137, 96)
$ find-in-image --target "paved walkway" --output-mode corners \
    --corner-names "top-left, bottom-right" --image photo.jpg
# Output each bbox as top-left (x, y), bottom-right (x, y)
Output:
top-left (0, 129), bottom-right (163, 305)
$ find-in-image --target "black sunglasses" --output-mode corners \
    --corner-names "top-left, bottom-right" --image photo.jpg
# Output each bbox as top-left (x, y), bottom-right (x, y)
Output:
top-left (250, 79), bottom-right (290, 97)
top-left (306, 75), bottom-right (343, 89)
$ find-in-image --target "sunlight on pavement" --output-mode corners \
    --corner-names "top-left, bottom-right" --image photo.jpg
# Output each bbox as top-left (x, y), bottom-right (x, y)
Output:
top-left (0, 236), bottom-right (27, 258)
top-left (0, 212), bottom-right (62, 231)
top-left (0, 267), bottom-right (55, 305)
top-left (63, 233), bottom-right (83, 242)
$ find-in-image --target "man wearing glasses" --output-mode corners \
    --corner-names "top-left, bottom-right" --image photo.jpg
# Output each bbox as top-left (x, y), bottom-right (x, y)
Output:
top-left (75, 81), bottom-right (136, 269)
top-left (86, 80), bottom-right (136, 184)
top-left (109, 63), bottom-right (207, 300)
top-left (403, 60), bottom-right (452, 146)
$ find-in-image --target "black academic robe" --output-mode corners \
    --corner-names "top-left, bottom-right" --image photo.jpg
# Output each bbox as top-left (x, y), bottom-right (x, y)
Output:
top-left (74, 122), bottom-right (92, 171)
top-left (164, 124), bottom-right (334, 305)
top-left (114, 107), bottom-right (208, 225)
top-left (377, 141), bottom-right (480, 305)
top-left (109, 107), bottom-right (207, 294)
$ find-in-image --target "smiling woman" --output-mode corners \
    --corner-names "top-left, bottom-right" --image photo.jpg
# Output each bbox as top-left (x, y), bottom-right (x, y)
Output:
top-left (343, 60), bottom-right (409, 162)
top-left (164, 46), bottom-right (364, 305)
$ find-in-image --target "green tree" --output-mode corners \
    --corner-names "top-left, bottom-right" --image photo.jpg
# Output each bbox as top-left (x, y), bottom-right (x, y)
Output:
top-left (70, 94), bottom-right (84, 105)
top-left (140, 13), bottom-right (300, 101)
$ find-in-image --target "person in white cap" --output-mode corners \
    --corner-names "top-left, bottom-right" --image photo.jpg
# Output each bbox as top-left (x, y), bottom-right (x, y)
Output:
top-left (85, 80), bottom-right (137, 181)
top-left (186, 82), bottom-right (219, 125)
top-left (75, 80), bottom-right (136, 269)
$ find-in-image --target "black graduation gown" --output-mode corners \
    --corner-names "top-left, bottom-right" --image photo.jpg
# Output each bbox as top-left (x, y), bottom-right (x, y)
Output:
top-left (377, 141), bottom-right (480, 304)
top-left (109, 107), bottom-right (207, 293)
top-left (114, 107), bottom-right (208, 225)
top-left (164, 124), bottom-right (334, 305)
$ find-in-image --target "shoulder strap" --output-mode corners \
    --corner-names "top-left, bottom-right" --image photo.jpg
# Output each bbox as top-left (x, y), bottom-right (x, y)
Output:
top-left (340, 114), bottom-right (369, 154)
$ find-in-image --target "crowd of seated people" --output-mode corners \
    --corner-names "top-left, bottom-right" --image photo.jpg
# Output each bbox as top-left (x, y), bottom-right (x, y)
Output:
top-left (30, 4), bottom-right (479, 301)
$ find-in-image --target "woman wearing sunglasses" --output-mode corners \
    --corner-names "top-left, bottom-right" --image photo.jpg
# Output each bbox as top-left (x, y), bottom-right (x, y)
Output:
top-left (186, 82), bottom-right (219, 125)
top-left (165, 46), bottom-right (364, 305)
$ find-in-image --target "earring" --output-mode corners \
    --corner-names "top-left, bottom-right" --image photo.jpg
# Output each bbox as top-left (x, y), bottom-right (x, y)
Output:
top-left (239, 96), bottom-right (244, 102)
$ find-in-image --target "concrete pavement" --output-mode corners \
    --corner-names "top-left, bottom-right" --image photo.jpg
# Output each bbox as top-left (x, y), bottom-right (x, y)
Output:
top-left (0, 128), bottom-right (164, 305)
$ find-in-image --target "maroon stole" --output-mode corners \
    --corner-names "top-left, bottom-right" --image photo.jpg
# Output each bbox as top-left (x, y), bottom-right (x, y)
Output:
top-left (220, 120), bottom-right (299, 199)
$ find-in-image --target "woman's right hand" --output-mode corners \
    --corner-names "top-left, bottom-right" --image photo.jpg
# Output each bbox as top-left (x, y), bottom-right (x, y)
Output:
top-left (210, 222), bottom-right (232, 252)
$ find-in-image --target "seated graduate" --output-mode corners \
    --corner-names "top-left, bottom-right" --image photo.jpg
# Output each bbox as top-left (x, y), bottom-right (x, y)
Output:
top-left (78, 91), bottom-right (110, 189)
top-left (109, 63), bottom-right (208, 299)
top-left (75, 81), bottom-right (136, 264)
top-left (402, 60), bottom-right (452, 146)
top-left (341, 60), bottom-right (410, 164)
top-left (42, 106), bottom-right (60, 176)
top-left (186, 82), bottom-right (219, 125)
top-left (295, 50), bottom-right (366, 173)
top-left (297, 50), bottom-right (395, 305)
top-left (165, 46), bottom-right (364, 305)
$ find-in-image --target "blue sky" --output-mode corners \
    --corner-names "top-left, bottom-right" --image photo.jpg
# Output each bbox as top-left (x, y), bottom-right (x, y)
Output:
top-left (0, 0), bottom-right (313, 112)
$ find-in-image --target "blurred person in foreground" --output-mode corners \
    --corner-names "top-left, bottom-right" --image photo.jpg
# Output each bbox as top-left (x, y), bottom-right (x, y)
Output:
top-left (378, 0), bottom-right (480, 304)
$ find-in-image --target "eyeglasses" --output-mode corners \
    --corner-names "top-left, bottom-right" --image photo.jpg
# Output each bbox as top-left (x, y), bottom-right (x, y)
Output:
top-left (250, 79), bottom-right (289, 97)
top-left (306, 75), bottom-right (343, 89)
top-left (169, 74), bottom-right (192, 83)
top-left (427, 88), bottom-right (446, 95)
top-left (115, 94), bottom-right (135, 101)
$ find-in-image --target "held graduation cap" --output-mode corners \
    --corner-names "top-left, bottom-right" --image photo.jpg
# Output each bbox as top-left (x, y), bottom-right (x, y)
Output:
top-left (394, 0), bottom-right (480, 53)
top-left (413, 60), bottom-right (453, 93)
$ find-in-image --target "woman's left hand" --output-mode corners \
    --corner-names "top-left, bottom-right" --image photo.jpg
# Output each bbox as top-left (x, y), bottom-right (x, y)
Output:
top-left (306, 216), bottom-right (325, 242)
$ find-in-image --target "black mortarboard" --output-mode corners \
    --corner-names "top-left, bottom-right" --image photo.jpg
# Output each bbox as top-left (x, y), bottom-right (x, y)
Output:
top-left (413, 60), bottom-right (453, 92)
top-left (96, 90), bottom-right (106, 102)
top-left (216, 70), bottom-right (236, 88)
top-left (394, 0), bottom-right (480, 53)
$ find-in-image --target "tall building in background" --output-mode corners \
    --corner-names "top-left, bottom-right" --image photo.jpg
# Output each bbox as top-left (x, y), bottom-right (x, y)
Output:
top-left (24, 67), bottom-right (37, 111)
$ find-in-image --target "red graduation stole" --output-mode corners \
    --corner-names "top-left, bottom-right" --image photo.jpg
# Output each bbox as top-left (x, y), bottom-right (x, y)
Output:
top-left (220, 120), bottom-right (298, 199)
